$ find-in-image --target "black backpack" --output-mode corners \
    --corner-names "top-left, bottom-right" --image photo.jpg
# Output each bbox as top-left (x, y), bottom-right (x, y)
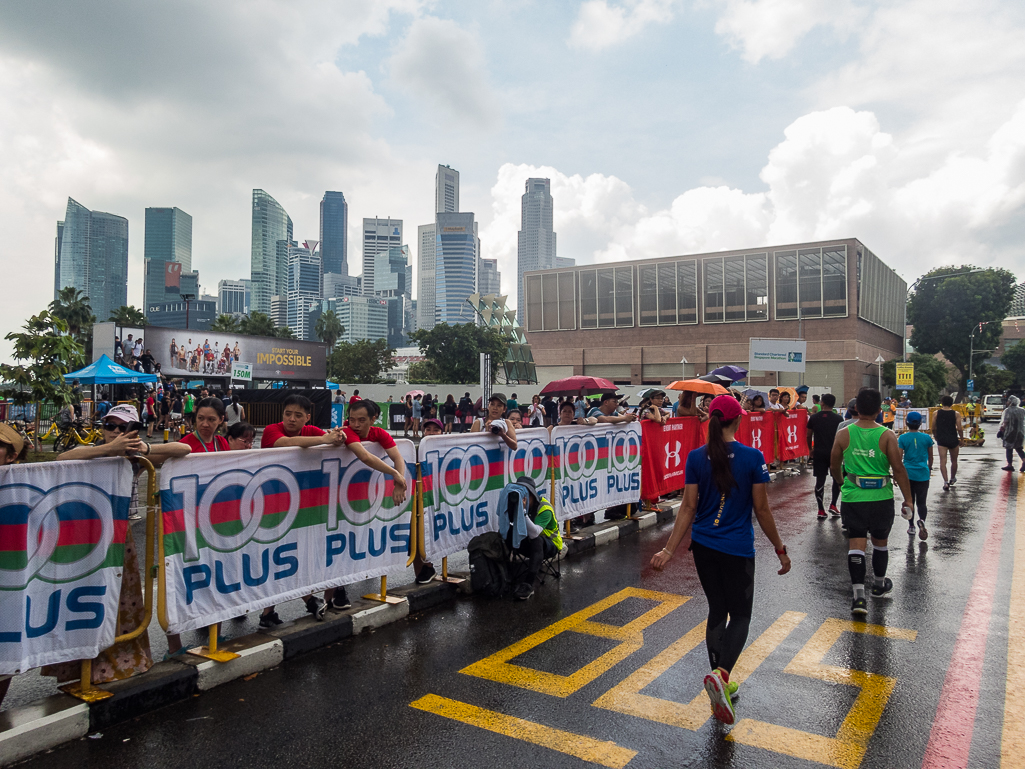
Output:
top-left (468, 532), bottom-right (510, 598)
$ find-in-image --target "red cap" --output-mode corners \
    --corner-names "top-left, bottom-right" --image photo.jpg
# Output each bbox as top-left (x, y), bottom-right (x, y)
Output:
top-left (709, 394), bottom-right (745, 421)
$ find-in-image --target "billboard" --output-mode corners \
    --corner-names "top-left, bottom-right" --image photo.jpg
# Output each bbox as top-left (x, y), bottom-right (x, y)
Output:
top-left (749, 338), bottom-right (807, 373)
top-left (92, 323), bottom-right (327, 382)
top-left (165, 262), bottom-right (182, 291)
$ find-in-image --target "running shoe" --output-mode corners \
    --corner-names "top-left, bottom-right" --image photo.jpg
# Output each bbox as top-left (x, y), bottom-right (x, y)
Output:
top-left (870, 577), bottom-right (894, 597)
top-left (908, 522), bottom-right (916, 535)
top-left (329, 588), bottom-right (351, 610)
top-left (917, 520), bottom-right (929, 541)
top-left (513, 582), bottom-right (534, 601)
top-left (305, 596), bottom-right (327, 621)
top-left (726, 679), bottom-right (739, 702)
top-left (949, 476), bottom-right (957, 486)
top-left (703, 669), bottom-right (736, 725)
top-left (817, 508), bottom-right (827, 520)
top-left (1002, 465), bottom-right (1014, 471)
top-left (829, 504), bottom-right (841, 517)
top-left (415, 564), bottom-right (437, 584)
top-left (259, 611), bottom-right (283, 628)
top-left (851, 597), bottom-right (868, 616)
top-left (943, 483), bottom-right (949, 492)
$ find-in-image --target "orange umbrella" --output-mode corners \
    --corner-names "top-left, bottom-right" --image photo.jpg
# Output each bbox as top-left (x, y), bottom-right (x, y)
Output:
top-left (666, 379), bottom-right (730, 396)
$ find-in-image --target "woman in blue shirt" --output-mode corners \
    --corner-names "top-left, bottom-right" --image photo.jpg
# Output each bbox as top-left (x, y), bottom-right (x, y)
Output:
top-left (651, 395), bottom-right (791, 725)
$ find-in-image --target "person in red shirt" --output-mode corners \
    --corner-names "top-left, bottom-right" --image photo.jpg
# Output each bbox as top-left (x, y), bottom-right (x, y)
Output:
top-left (341, 400), bottom-right (408, 503)
top-left (178, 397), bottom-right (230, 453)
top-left (261, 394), bottom-right (345, 449)
top-left (145, 391), bottom-right (157, 438)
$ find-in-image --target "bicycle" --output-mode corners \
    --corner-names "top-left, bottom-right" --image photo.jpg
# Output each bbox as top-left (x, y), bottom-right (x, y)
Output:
top-left (52, 418), bottom-right (101, 453)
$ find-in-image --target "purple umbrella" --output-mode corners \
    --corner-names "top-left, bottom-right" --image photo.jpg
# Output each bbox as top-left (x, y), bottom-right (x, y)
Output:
top-left (710, 365), bottom-right (748, 382)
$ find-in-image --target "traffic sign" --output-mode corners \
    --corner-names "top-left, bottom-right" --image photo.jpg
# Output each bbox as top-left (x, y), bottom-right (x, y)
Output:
top-left (967, 378), bottom-right (974, 392)
top-left (896, 362), bottom-right (914, 389)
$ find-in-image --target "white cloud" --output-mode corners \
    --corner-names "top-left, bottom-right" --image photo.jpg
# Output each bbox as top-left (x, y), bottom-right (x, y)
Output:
top-left (487, 102), bottom-right (1025, 311)
top-left (712, 0), bottom-right (864, 63)
top-left (568, 0), bottom-right (681, 51)
top-left (388, 16), bottom-right (500, 129)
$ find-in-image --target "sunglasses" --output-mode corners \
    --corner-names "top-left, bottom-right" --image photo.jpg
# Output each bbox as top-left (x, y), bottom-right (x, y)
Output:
top-left (102, 421), bottom-right (141, 433)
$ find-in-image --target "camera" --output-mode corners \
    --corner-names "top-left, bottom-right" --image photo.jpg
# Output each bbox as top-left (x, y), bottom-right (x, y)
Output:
top-left (489, 418), bottom-right (508, 435)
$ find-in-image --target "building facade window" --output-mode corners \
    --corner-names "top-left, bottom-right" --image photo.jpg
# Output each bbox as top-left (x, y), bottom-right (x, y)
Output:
top-left (774, 245), bottom-right (847, 320)
top-left (702, 253), bottom-right (768, 323)
top-left (525, 271), bottom-right (578, 331)
top-left (575, 266), bottom-right (634, 329)
top-left (638, 260), bottom-right (699, 326)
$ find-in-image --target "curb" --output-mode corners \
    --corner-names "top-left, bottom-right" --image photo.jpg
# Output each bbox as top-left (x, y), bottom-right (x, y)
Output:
top-left (0, 500), bottom-right (680, 766)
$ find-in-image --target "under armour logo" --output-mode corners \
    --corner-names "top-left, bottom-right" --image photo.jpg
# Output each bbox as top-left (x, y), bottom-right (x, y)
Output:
top-left (786, 425), bottom-right (798, 444)
top-left (750, 429), bottom-right (762, 449)
top-left (665, 441), bottom-right (682, 469)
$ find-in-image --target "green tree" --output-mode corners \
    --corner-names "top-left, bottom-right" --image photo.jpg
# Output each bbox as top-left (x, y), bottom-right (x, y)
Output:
top-left (274, 326), bottom-right (296, 340)
top-left (1001, 339), bottom-right (1025, 387)
top-left (238, 312), bottom-right (277, 337)
top-left (50, 287), bottom-right (95, 337)
top-left (972, 363), bottom-right (1016, 396)
top-left (0, 311), bottom-right (86, 445)
top-left (411, 323), bottom-right (509, 384)
top-left (108, 305), bottom-right (148, 327)
top-left (406, 360), bottom-right (439, 384)
top-left (210, 314), bottom-right (241, 333)
top-left (314, 310), bottom-right (344, 350)
top-left (882, 353), bottom-right (951, 407)
top-left (328, 339), bottom-right (395, 382)
top-left (908, 266), bottom-right (1016, 391)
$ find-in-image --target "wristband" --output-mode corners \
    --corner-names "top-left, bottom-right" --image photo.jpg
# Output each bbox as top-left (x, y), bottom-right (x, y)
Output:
top-left (775, 545), bottom-right (787, 555)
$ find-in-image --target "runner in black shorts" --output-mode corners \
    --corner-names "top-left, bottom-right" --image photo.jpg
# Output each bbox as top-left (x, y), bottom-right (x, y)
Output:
top-left (807, 393), bottom-right (843, 519)
top-left (933, 395), bottom-right (963, 491)
top-left (830, 388), bottom-right (913, 616)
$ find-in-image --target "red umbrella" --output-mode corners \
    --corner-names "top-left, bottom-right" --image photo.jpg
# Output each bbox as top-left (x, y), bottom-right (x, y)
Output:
top-left (540, 376), bottom-right (618, 396)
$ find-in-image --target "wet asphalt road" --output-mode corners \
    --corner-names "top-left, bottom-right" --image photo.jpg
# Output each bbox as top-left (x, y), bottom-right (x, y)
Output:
top-left (13, 443), bottom-right (1023, 769)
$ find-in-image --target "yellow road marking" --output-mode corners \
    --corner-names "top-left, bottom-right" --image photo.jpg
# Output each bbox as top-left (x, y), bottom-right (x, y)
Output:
top-left (728, 618), bottom-right (917, 769)
top-left (409, 693), bottom-right (638, 769)
top-left (1002, 474), bottom-right (1025, 767)
top-left (460, 587), bottom-right (688, 697)
top-left (592, 611), bottom-right (806, 729)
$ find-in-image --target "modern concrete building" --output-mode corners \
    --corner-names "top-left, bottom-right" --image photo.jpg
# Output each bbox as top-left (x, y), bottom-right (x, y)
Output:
top-left (146, 299), bottom-right (216, 331)
top-left (323, 272), bottom-right (361, 300)
top-left (516, 178), bottom-right (557, 323)
top-left (333, 295), bottom-right (389, 343)
top-left (251, 190), bottom-right (293, 316)
top-left (417, 222), bottom-right (437, 331)
top-left (287, 242), bottom-right (323, 341)
top-left (436, 164), bottom-right (459, 215)
top-left (217, 279), bottom-right (250, 316)
top-left (54, 197), bottom-right (129, 323)
top-left (361, 218), bottom-right (402, 297)
top-left (435, 212), bottom-right (479, 326)
top-left (479, 258), bottom-right (502, 295)
top-left (143, 207), bottom-right (192, 317)
top-left (270, 295), bottom-right (287, 329)
top-left (373, 245), bottom-right (413, 348)
top-left (523, 238), bottom-right (906, 399)
top-left (320, 191), bottom-right (348, 277)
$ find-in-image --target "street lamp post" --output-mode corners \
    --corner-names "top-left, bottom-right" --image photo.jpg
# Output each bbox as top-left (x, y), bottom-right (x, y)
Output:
top-left (875, 355), bottom-right (885, 393)
top-left (680, 356), bottom-right (688, 379)
top-left (903, 269), bottom-right (982, 362)
top-left (968, 319), bottom-right (998, 392)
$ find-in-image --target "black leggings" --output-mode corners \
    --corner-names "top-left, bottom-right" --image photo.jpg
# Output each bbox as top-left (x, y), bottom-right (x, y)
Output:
top-left (691, 540), bottom-right (755, 674)
top-left (1006, 446), bottom-right (1025, 466)
top-left (814, 469), bottom-right (841, 510)
top-left (909, 479), bottom-right (929, 521)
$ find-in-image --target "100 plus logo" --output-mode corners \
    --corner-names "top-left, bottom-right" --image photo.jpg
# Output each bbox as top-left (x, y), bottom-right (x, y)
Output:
top-left (555, 428), bottom-right (641, 480)
top-left (170, 460), bottom-right (412, 562)
top-left (0, 482), bottom-right (119, 589)
top-left (506, 434), bottom-right (549, 487)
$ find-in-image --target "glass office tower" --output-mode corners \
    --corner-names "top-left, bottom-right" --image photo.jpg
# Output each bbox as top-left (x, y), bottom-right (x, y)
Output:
top-left (251, 190), bottom-right (293, 316)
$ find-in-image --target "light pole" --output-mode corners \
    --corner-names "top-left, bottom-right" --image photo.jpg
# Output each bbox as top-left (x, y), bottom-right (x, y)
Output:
top-left (680, 356), bottom-right (688, 380)
top-left (968, 320), bottom-right (998, 392)
top-left (875, 355), bottom-right (885, 393)
top-left (904, 269), bottom-right (982, 362)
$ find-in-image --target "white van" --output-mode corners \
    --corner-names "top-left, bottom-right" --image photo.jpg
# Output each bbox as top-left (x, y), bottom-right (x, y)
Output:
top-left (981, 394), bottom-right (1005, 421)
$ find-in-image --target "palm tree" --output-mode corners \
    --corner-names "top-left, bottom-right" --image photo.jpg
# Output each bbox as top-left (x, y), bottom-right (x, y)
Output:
top-left (108, 305), bottom-right (148, 327)
top-left (238, 312), bottom-right (277, 338)
top-left (275, 326), bottom-right (296, 340)
top-left (314, 310), bottom-right (344, 349)
top-left (50, 287), bottom-right (95, 337)
top-left (210, 314), bottom-right (241, 333)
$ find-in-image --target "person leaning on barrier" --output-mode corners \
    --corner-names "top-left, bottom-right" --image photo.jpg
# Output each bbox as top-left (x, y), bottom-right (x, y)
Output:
top-left (43, 405), bottom-right (190, 683)
top-left (0, 424), bottom-right (28, 709)
top-left (422, 418), bottom-right (444, 437)
top-left (506, 409), bottom-right (524, 431)
top-left (587, 392), bottom-right (638, 424)
top-left (471, 392), bottom-right (518, 450)
top-left (506, 476), bottom-right (564, 601)
top-left (553, 402), bottom-right (598, 531)
top-left (639, 389), bottom-right (668, 426)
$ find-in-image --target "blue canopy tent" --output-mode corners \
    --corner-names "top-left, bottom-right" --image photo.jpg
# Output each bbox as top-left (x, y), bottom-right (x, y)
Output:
top-left (64, 355), bottom-right (158, 385)
top-left (326, 381), bottom-right (340, 390)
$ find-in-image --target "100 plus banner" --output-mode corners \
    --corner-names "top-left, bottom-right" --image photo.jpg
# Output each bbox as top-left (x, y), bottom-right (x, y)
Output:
top-left (159, 442), bottom-right (415, 634)
top-left (419, 428), bottom-right (550, 561)
top-left (0, 459), bottom-right (132, 675)
top-left (550, 423), bottom-right (642, 521)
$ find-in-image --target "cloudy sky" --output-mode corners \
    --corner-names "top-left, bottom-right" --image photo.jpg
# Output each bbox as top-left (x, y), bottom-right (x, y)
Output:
top-left (1, 0), bottom-right (1023, 357)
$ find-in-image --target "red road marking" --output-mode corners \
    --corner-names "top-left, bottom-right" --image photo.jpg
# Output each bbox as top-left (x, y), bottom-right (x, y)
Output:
top-left (921, 477), bottom-right (1011, 768)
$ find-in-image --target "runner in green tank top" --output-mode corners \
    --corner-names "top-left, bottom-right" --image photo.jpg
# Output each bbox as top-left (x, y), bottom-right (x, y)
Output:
top-left (830, 388), bottom-right (913, 617)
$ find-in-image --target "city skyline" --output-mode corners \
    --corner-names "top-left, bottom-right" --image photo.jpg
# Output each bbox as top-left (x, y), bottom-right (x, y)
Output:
top-left (7, 1), bottom-right (1025, 359)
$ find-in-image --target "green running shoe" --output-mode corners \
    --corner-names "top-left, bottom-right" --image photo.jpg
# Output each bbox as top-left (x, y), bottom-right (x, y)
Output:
top-left (726, 679), bottom-right (739, 701)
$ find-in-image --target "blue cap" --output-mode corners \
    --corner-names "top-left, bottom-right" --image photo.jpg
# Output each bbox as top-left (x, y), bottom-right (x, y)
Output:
top-left (906, 412), bottom-right (923, 426)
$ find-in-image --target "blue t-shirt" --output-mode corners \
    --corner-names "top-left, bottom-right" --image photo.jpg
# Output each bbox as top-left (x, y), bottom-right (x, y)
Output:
top-left (575, 400), bottom-right (586, 419)
top-left (898, 430), bottom-right (934, 482)
top-left (686, 441), bottom-right (770, 559)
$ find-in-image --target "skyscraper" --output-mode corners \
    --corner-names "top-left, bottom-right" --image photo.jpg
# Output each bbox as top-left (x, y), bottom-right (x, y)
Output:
top-left (287, 241), bottom-right (323, 340)
top-left (320, 191), bottom-right (348, 276)
top-left (54, 197), bottom-right (128, 323)
top-left (435, 212), bottom-right (478, 326)
top-left (436, 165), bottom-right (459, 214)
top-left (361, 218), bottom-right (402, 297)
top-left (251, 190), bottom-right (293, 316)
top-left (217, 279), bottom-right (250, 316)
top-left (516, 178), bottom-right (557, 323)
top-left (479, 258), bottom-right (502, 295)
top-left (143, 207), bottom-right (193, 318)
top-left (375, 245), bottom-right (413, 348)
top-left (417, 222), bottom-right (437, 331)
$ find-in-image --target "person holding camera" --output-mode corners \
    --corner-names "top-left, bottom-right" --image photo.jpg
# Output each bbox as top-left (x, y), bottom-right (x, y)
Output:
top-left (471, 392), bottom-right (518, 450)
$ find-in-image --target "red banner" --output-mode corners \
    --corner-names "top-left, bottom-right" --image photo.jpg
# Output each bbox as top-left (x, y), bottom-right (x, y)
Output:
top-left (775, 409), bottom-right (809, 461)
top-left (736, 411), bottom-right (776, 465)
top-left (640, 417), bottom-right (706, 501)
